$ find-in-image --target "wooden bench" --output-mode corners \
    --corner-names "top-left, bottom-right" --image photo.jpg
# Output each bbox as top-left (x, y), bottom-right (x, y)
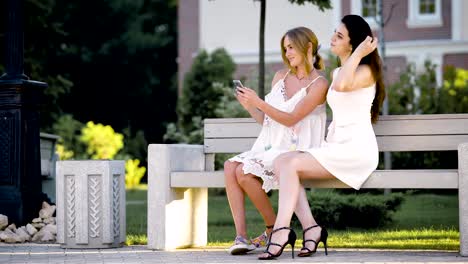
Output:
top-left (147, 114), bottom-right (468, 255)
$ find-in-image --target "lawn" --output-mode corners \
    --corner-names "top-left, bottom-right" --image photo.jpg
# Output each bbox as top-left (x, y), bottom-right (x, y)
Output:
top-left (126, 186), bottom-right (459, 250)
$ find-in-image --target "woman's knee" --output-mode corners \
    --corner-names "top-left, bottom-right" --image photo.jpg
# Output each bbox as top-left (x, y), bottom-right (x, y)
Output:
top-left (224, 160), bottom-right (238, 180)
top-left (235, 164), bottom-right (254, 185)
top-left (273, 152), bottom-right (298, 174)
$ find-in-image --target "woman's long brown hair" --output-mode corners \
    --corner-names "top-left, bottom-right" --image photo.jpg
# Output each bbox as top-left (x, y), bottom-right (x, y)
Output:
top-left (341, 15), bottom-right (385, 123)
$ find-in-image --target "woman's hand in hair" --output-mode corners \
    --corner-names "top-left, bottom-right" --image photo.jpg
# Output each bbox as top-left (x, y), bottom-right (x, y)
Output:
top-left (355, 36), bottom-right (378, 58)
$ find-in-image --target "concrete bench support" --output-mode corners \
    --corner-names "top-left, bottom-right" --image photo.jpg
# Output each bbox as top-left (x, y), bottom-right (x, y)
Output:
top-left (459, 143), bottom-right (468, 256)
top-left (147, 144), bottom-right (207, 250)
top-left (56, 160), bottom-right (126, 248)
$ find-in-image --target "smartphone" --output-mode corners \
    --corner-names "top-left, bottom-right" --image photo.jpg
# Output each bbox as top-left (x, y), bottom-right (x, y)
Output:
top-left (233, 80), bottom-right (244, 94)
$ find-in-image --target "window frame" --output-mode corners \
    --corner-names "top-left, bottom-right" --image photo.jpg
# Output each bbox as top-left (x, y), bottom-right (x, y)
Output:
top-left (350, 0), bottom-right (380, 29)
top-left (406, 0), bottom-right (443, 28)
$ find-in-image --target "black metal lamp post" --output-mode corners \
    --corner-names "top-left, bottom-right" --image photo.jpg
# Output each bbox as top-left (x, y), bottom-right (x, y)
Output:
top-left (0, 0), bottom-right (48, 225)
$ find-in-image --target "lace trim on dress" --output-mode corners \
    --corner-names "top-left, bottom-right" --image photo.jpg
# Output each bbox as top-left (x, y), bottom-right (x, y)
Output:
top-left (229, 155), bottom-right (278, 192)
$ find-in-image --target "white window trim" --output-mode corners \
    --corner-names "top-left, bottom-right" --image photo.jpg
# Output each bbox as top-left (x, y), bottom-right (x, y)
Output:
top-left (406, 0), bottom-right (443, 28)
top-left (350, 0), bottom-right (380, 30)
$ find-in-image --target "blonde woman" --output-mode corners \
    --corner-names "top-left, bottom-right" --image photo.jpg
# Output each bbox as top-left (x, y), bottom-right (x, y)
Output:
top-left (224, 27), bottom-right (328, 255)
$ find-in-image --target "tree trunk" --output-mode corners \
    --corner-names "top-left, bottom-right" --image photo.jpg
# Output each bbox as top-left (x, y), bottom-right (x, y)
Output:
top-left (258, 0), bottom-right (266, 98)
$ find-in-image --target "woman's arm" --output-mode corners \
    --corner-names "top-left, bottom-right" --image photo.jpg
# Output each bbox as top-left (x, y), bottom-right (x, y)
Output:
top-left (331, 36), bottom-right (378, 92)
top-left (243, 105), bottom-right (264, 124)
top-left (238, 77), bottom-right (328, 127)
top-left (236, 70), bottom-right (285, 124)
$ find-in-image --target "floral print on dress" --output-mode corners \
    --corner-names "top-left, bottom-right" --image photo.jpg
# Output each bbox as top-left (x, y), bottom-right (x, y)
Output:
top-left (263, 116), bottom-right (272, 151)
top-left (289, 123), bottom-right (301, 151)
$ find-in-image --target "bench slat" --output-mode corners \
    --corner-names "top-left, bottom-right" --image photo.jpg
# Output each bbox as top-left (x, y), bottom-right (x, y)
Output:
top-left (204, 135), bottom-right (468, 153)
top-left (204, 114), bottom-right (468, 124)
top-left (377, 135), bottom-right (468, 151)
top-left (204, 115), bottom-right (468, 138)
top-left (171, 169), bottom-right (458, 189)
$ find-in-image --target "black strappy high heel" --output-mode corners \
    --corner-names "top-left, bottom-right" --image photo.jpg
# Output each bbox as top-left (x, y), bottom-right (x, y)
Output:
top-left (297, 224), bottom-right (328, 257)
top-left (258, 227), bottom-right (297, 260)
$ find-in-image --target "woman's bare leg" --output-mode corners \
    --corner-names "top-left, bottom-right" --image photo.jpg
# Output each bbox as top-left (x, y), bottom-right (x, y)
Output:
top-left (235, 164), bottom-right (276, 233)
top-left (258, 152), bottom-right (333, 257)
top-left (295, 186), bottom-right (323, 253)
top-left (224, 160), bottom-right (247, 237)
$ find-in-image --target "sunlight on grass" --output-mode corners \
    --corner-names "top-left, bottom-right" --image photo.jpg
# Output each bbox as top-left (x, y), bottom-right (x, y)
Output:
top-left (329, 228), bottom-right (459, 250)
top-left (126, 234), bottom-right (147, 245)
top-left (207, 228), bottom-right (459, 251)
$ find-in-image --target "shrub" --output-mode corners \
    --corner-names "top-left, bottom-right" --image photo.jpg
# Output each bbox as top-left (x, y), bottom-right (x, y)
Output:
top-left (164, 48), bottom-right (236, 144)
top-left (125, 159), bottom-right (146, 190)
top-left (298, 191), bottom-right (404, 229)
top-left (80, 121), bottom-right (124, 159)
top-left (52, 114), bottom-right (86, 159)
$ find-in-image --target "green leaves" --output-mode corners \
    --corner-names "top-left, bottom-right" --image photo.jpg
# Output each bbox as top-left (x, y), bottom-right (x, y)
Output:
top-left (307, 191), bottom-right (404, 229)
top-left (388, 61), bottom-right (468, 115)
top-left (287, 0), bottom-right (332, 11)
top-left (165, 48), bottom-right (236, 144)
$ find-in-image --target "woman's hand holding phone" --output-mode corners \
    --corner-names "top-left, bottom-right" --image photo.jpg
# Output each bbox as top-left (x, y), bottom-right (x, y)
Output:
top-left (234, 83), bottom-right (261, 109)
top-left (233, 80), bottom-right (244, 94)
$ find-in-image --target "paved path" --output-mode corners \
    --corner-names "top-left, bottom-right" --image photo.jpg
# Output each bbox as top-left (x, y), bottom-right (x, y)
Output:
top-left (0, 243), bottom-right (467, 263)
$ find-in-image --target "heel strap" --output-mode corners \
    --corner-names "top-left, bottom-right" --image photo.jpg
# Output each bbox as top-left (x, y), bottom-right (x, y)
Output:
top-left (302, 238), bottom-right (317, 247)
top-left (303, 224), bottom-right (320, 234)
top-left (271, 226), bottom-right (292, 235)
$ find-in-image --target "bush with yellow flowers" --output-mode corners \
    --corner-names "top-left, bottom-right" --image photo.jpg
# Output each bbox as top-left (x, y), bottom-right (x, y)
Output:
top-left (125, 159), bottom-right (146, 190)
top-left (80, 121), bottom-right (124, 159)
top-left (53, 118), bottom-right (147, 189)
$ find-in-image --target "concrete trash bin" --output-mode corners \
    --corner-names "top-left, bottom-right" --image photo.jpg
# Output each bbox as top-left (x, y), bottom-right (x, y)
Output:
top-left (56, 160), bottom-right (126, 248)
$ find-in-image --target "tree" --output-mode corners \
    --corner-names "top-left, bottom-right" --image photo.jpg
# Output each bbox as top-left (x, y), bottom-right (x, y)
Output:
top-left (255, 0), bottom-right (332, 98)
top-left (164, 48), bottom-right (236, 144)
top-left (1, 0), bottom-right (178, 148)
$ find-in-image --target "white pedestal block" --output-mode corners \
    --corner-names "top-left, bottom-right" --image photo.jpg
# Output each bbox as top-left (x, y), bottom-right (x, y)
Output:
top-left (56, 160), bottom-right (126, 248)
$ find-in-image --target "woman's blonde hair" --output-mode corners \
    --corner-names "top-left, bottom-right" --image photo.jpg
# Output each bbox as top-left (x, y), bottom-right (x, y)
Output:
top-left (280, 27), bottom-right (324, 74)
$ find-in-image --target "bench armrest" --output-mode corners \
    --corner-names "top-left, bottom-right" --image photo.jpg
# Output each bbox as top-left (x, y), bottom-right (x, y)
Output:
top-left (147, 144), bottom-right (206, 250)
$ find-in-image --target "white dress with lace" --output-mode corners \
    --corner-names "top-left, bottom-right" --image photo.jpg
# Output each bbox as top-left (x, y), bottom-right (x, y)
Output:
top-left (229, 71), bottom-right (326, 192)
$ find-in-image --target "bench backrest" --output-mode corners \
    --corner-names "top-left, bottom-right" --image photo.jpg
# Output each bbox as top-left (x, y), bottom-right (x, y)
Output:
top-left (204, 114), bottom-right (468, 154)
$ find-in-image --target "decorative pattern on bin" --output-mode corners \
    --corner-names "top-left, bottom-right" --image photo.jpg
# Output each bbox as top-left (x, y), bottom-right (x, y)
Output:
top-left (89, 175), bottom-right (101, 238)
top-left (66, 175), bottom-right (76, 238)
top-left (113, 175), bottom-right (120, 238)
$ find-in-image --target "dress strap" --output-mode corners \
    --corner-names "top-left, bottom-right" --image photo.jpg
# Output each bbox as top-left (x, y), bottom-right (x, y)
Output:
top-left (304, 75), bottom-right (323, 89)
top-left (283, 70), bottom-right (291, 79)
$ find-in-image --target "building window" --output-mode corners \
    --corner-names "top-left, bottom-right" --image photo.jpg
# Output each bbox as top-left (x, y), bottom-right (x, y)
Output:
top-left (407, 0), bottom-right (442, 28)
top-left (419, 0), bottom-right (436, 14)
top-left (350, 0), bottom-right (379, 29)
top-left (362, 0), bottom-right (377, 18)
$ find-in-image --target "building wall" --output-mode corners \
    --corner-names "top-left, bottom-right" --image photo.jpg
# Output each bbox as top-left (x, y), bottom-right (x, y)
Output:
top-left (444, 53), bottom-right (468, 69)
top-left (178, 0), bottom-right (199, 95)
top-left (178, 0), bottom-right (468, 94)
top-left (384, 56), bottom-right (407, 84)
top-left (342, 0), bottom-right (451, 41)
top-left (383, 0), bottom-right (451, 41)
top-left (199, 0), bottom-right (335, 64)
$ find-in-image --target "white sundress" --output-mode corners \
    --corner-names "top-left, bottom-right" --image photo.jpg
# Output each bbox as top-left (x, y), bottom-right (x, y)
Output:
top-left (229, 71), bottom-right (327, 192)
top-left (305, 67), bottom-right (379, 190)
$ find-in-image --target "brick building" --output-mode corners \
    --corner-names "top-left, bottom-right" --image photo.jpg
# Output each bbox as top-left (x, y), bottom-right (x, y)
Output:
top-left (178, 0), bottom-right (468, 94)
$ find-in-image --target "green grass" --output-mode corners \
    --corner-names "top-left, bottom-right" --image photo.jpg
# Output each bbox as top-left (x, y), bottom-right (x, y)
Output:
top-left (125, 187), bottom-right (460, 250)
top-left (389, 193), bottom-right (458, 229)
top-left (126, 186), bottom-right (147, 245)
